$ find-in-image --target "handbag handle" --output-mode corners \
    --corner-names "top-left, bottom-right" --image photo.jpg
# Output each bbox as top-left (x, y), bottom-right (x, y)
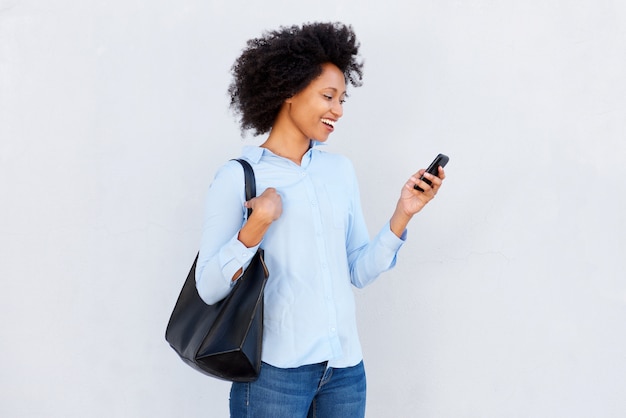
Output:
top-left (234, 159), bottom-right (256, 219)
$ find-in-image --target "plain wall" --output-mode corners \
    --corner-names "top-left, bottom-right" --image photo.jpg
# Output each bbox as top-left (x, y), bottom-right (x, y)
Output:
top-left (1, 0), bottom-right (625, 417)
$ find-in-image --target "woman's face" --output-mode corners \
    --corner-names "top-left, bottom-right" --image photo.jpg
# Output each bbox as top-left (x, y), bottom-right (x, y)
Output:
top-left (284, 62), bottom-right (347, 143)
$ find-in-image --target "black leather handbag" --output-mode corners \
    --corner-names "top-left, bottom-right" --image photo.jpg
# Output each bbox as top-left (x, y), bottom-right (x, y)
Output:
top-left (165, 159), bottom-right (269, 382)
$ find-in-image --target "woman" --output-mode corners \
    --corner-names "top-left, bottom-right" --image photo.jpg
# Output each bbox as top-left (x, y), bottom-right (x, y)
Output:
top-left (195, 22), bottom-right (445, 417)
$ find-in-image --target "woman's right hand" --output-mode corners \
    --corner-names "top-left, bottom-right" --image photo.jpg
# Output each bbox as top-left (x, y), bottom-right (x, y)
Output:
top-left (231, 188), bottom-right (281, 281)
top-left (238, 187), bottom-right (282, 246)
top-left (245, 187), bottom-right (283, 224)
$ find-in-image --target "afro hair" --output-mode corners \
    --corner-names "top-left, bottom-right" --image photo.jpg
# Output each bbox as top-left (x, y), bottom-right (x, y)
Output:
top-left (228, 22), bottom-right (364, 136)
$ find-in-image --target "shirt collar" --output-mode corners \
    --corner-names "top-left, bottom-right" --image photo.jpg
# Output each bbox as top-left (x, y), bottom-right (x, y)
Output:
top-left (241, 145), bottom-right (264, 163)
top-left (241, 140), bottom-right (326, 164)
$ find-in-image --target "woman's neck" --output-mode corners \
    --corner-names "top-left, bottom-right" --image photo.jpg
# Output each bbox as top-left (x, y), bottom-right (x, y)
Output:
top-left (261, 132), bottom-right (311, 165)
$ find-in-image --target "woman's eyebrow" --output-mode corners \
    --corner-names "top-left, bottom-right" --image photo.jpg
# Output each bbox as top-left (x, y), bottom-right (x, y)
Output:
top-left (323, 87), bottom-right (347, 95)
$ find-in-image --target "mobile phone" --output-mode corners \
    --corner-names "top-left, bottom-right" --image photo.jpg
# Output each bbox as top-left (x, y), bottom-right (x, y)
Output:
top-left (414, 153), bottom-right (449, 191)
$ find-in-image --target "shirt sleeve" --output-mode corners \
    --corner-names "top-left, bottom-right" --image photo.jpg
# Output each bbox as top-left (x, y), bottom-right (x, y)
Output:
top-left (344, 162), bottom-right (407, 288)
top-left (194, 161), bottom-right (260, 305)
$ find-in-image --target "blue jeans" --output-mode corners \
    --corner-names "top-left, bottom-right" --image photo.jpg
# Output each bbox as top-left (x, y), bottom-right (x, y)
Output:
top-left (229, 361), bottom-right (366, 418)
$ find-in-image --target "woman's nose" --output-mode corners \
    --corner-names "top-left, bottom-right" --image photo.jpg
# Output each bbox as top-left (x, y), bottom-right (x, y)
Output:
top-left (331, 100), bottom-right (343, 118)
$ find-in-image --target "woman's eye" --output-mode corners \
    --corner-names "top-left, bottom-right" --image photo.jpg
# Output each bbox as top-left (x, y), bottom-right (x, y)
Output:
top-left (322, 94), bottom-right (346, 104)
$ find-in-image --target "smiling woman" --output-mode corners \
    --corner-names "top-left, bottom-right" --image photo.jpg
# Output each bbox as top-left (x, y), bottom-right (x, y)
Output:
top-left (227, 22), bottom-right (362, 137)
top-left (265, 62), bottom-right (346, 160)
top-left (190, 21), bottom-right (447, 417)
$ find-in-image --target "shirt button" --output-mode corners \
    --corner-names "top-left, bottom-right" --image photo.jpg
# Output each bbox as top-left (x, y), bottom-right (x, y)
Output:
top-left (330, 327), bottom-right (337, 334)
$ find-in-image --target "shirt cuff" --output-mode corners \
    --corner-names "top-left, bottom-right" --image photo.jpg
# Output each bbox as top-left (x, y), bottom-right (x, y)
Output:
top-left (219, 234), bottom-right (260, 284)
top-left (380, 220), bottom-right (407, 250)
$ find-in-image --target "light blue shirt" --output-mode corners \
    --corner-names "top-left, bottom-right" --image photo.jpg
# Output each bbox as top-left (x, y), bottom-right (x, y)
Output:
top-left (196, 144), bottom-right (406, 368)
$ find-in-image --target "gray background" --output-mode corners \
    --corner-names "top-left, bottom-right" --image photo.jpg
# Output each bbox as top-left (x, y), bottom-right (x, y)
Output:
top-left (2, 0), bottom-right (625, 417)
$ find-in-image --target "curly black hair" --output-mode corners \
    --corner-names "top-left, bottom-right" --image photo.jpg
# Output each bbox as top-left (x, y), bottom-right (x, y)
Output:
top-left (228, 22), bottom-right (364, 136)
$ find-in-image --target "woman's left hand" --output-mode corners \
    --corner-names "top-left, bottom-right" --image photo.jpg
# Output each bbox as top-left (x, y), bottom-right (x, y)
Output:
top-left (401, 166), bottom-right (446, 215)
top-left (389, 166), bottom-right (446, 237)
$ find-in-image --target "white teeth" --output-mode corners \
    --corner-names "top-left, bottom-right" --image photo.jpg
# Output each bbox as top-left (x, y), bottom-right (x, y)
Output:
top-left (321, 118), bottom-right (336, 128)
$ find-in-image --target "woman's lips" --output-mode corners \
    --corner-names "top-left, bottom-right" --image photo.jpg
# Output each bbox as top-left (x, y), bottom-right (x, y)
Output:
top-left (321, 118), bottom-right (336, 130)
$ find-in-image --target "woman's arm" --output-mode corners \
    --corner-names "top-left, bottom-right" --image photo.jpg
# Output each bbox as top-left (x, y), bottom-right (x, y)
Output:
top-left (347, 165), bottom-right (446, 288)
top-left (195, 162), bottom-right (259, 304)
top-left (230, 187), bottom-right (282, 281)
top-left (389, 166), bottom-right (446, 237)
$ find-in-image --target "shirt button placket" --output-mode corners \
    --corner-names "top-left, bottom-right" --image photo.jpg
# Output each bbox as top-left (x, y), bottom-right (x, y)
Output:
top-left (305, 170), bottom-right (341, 357)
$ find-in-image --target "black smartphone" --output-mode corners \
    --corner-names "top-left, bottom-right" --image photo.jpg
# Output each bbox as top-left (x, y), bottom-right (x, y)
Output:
top-left (414, 153), bottom-right (449, 191)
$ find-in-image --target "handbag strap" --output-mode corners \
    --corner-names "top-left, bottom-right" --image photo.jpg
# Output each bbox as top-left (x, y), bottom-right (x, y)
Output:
top-left (234, 159), bottom-right (256, 219)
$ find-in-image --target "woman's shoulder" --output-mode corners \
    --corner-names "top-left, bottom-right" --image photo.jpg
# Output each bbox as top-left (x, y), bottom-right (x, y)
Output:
top-left (314, 147), bottom-right (351, 163)
top-left (211, 158), bottom-right (248, 185)
top-left (314, 148), bottom-right (356, 173)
